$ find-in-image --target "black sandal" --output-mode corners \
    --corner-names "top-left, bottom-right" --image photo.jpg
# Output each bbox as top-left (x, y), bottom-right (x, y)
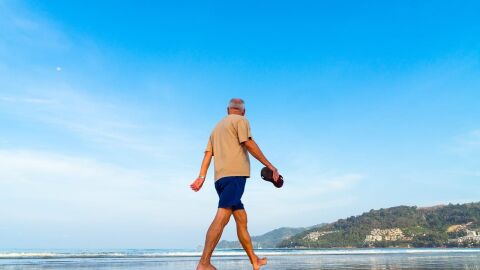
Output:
top-left (261, 167), bottom-right (284, 188)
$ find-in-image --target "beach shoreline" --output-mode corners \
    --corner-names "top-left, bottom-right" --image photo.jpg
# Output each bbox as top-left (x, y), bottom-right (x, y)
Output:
top-left (1, 248), bottom-right (480, 270)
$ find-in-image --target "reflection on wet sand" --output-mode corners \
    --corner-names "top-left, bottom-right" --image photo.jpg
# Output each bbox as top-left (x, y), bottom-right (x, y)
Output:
top-left (1, 252), bottom-right (480, 270)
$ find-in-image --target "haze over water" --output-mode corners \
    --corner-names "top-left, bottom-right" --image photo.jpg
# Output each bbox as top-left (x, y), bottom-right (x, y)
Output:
top-left (1, 248), bottom-right (479, 270)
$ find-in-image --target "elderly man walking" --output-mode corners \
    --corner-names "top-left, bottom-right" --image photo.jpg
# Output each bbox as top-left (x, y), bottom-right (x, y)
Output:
top-left (190, 98), bottom-right (280, 270)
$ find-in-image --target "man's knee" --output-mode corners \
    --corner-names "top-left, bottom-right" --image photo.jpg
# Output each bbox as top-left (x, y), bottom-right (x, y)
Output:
top-left (236, 219), bottom-right (247, 230)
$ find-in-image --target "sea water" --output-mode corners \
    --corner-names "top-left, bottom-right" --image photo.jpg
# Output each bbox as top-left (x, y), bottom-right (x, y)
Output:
top-left (1, 248), bottom-right (479, 269)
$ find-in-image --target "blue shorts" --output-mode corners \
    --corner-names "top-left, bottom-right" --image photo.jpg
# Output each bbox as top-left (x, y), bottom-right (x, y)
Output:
top-left (215, 176), bottom-right (247, 211)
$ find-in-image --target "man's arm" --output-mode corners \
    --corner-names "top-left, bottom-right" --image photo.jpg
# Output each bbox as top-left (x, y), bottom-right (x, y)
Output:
top-left (243, 139), bottom-right (280, 181)
top-left (190, 151), bottom-right (213, 192)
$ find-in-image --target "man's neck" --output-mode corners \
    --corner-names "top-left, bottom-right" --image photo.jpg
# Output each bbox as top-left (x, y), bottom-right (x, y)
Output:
top-left (228, 111), bottom-right (243, 116)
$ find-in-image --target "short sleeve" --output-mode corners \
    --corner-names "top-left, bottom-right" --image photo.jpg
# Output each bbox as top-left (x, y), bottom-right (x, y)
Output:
top-left (205, 135), bottom-right (214, 154)
top-left (237, 118), bottom-right (252, 143)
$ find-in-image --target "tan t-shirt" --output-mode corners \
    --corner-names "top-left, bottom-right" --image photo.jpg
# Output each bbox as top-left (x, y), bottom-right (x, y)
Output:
top-left (206, 114), bottom-right (252, 181)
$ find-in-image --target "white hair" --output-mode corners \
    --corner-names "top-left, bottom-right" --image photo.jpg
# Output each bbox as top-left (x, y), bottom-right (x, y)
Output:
top-left (228, 98), bottom-right (245, 111)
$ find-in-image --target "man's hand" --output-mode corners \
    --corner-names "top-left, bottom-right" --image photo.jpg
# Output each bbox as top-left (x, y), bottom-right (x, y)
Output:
top-left (268, 165), bottom-right (280, 182)
top-left (190, 177), bottom-right (205, 192)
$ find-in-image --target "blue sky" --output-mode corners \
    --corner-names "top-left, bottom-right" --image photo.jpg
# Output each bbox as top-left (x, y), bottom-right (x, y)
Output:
top-left (1, 0), bottom-right (479, 249)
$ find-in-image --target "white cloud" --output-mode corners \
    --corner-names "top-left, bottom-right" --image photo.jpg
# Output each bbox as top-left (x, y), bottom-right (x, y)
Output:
top-left (0, 147), bottom-right (363, 246)
top-left (0, 149), bottom-right (218, 248)
top-left (0, 84), bottom-right (197, 159)
top-left (0, 149), bottom-right (189, 223)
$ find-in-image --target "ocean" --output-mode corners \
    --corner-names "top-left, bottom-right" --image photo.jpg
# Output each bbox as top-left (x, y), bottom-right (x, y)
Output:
top-left (1, 248), bottom-right (480, 269)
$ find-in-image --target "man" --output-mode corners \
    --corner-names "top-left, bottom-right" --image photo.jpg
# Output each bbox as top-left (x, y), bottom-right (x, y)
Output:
top-left (190, 98), bottom-right (280, 270)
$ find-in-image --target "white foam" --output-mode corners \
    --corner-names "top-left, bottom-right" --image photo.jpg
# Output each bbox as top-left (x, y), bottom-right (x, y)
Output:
top-left (1, 249), bottom-right (479, 259)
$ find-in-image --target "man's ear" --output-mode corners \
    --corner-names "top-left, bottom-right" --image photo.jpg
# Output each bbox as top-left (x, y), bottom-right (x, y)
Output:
top-left (242, 109), bottom-right (246, 116)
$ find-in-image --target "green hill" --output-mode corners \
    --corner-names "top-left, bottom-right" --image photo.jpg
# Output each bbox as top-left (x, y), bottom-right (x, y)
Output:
top-left (217, 224), bottom-right (325, 249)
top-left (278, 202), bottom-right (480, 248)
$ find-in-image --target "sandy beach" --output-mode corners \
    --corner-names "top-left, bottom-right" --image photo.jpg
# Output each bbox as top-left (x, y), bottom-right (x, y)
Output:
top-left (1, 248), bottom-right (480, 270)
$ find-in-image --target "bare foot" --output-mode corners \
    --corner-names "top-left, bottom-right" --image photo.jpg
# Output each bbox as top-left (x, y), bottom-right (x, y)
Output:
top-left (253, 256), bottom-right (267, 270)
top-left (196, 262), bottom-right (217, 270)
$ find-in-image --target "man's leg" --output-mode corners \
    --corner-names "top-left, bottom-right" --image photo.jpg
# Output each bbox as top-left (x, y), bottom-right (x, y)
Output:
top-left (233, 209), bottom-right (267, 270)
top-left (197, 208), bottom-right (233, 270)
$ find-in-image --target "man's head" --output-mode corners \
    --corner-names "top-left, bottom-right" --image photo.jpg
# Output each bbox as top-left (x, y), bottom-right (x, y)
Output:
top-left (227, 98), bottom-right (246, 116)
